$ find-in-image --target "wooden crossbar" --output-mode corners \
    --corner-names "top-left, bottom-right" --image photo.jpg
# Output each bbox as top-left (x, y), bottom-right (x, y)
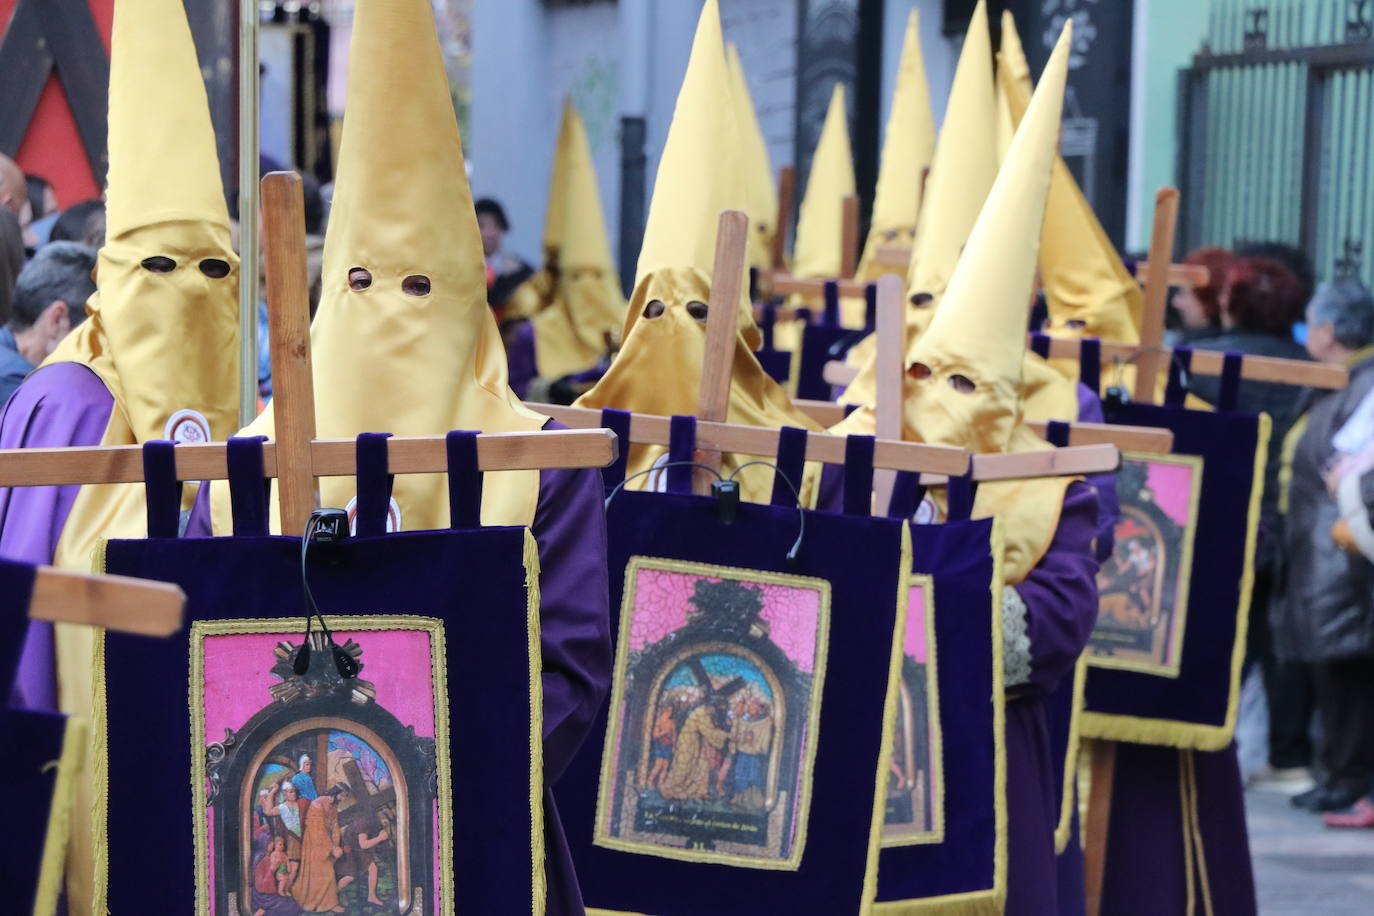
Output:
top-left (27, 565), bottom-right (184, 636)
top-left (822, 340), bottom-right (1346, 391)
top-left (840, 195), bottom-right (860, 279)
top-left (871, 249), bottom-right (1208, 288)
top-left (771, 165), bottom-right (795, 270)
top-left (0, 430), bottom-right (618, 488)
top-left (768, 274), bottom-right (869, 300)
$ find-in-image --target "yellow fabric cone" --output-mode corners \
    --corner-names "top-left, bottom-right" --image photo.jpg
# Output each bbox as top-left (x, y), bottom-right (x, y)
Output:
top-left (575, 0), bottom-right (820, 502)
top-left (212, 0), bottom-right (547, 537)
top-left (840, 0), bottom-right (995, 408)
top-left (791, 84), bottom-right (856, 281)
top-left (998, 13), bottom-right (1143, 347)
top-left (532, 102), bottom-right (626, 379)
top-left (856, 9), bottom-right (935, 284)
top-left (900, 20), bottom-right (1076, 583)
top-left (728, 43), bottom-right (779, 274)
top-left (40, 0), bottom-right (242, 910)
top-left (506, 97), bottom-right (577, 321)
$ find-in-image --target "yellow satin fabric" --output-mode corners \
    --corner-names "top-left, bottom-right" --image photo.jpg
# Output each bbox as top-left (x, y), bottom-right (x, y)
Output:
top-left (727, 43), bottom-right (779, 274)
top-left (856, 9), bottom-right (935, 286)
top-left (791, 84), bottom-right (856, 283)
top-left (213, 0), bottom-right (547, 533)
top-left (575, 268), bottom-right (821, 503)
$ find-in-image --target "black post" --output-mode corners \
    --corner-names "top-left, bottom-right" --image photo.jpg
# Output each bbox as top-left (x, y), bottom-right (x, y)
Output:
top-left (618, 115), bottom-right (647, 298)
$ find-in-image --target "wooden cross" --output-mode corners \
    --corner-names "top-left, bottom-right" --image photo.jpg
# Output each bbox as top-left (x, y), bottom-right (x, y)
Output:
top-left (770, 165), bottom-right (795, 272)
top-left (336, 757), bottom-right (397, 838)
top-left (0, 0), bottom-right (109, 178)
top-left (0, 172), bottom-right (619, 545)
top-left (14, 559), bottom-right (184, 636)
top-left (840, 194), bottom-right (860, 279)
top-left (1132, 188), bottom-right (1181, 402)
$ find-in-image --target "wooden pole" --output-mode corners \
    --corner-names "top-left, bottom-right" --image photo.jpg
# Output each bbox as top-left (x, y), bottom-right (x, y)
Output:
top-left (696, 210), bottom-right (752, 492)
top-left (841, 194), bottom-right (860, 278)
top-left (772, 166), bottom-right (796, 270)
top-left (1132, 188), bottom-right (1180, 402)
top-left (872, 274), bottom-right (905, 513)
top-left (1084, 740), bottom-right (1117, 916)
top-left (259, 172), bottom-right (319, 536)
top-left (237, 0), bottom-right (260, 426)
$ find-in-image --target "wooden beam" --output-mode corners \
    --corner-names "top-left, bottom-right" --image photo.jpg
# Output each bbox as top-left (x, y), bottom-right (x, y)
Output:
top-left (872, 274), bottom-right (905, 512)
top-left (1083, 740), bottom-right (1117, 916)
top-left (1133, 188), bottom-right (1180, 402)
top-left (1133, 261), bottom-right (1210, 288)
top-left (28, 566), bottom-right (184, 637)
top-left (260, 172), bottom-right (319, 535)
top-left (828, 337), bottom-right (1348, 392)
top-left (1023, 421), bottom-right (1173, 454)
top-left (769, 273), bottom-right (870, 300)
top-left (528, 403), bottom-right (969, 476)
top-left (792, 399), bottom-right (850, 427)
top-left (1037, 336), bottom-right (1347, 390)
top-left (697, 210), bottom-right (751, 491)
top-left (874, 244), bottom-right (910, 269)
top-left (772, 165), bottom-right (795, 270)
top-left (0, 430), bottom-right (618, 488)
top-left (920, 444), bottom-right (1120, 485)
top-left (840, 194), bottom-right (860, 278)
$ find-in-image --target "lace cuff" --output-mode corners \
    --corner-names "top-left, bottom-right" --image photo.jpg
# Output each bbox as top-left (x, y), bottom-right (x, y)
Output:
top-left (1002, 586), bottom-right (1032, 688)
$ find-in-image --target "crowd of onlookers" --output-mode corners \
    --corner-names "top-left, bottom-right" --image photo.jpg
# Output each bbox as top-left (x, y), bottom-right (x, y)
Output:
top-left (1170, 241), bottom-right (1374, 828)
top-left (6, 152), bottom-right (1374, 829)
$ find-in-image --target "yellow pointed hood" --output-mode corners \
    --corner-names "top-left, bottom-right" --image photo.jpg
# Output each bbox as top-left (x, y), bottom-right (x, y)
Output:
top-left (728, 43), bottom-right (779, 273)
top-left (45, 0), bottom-right (239, 450)
top-left (902, 0), bottom-right (996, 338)
top-left (857, 9), bottom-right (935, 283)
top-left (543, 97), bottom-right (577, 264)
top-left (902, 21), bottom-right (1075, 584)
top-left (791, 83), bottom-right (856, 279)
top-left (43, 3), bottom-right (242, 910)
top-left (531, 102), bottom-right (626, 378)
top-left (998, 13), bottom-right (1142, 344)
top-left (213, 0), bottom-right (546, 536)
top-left (840, 0), bottom-right (994, 408)
top-left (575, 0), bottom-right (820, 502)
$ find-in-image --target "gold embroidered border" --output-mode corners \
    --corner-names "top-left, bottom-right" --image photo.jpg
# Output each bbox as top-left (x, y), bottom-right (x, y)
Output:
top-left (1081, 414), bottom-right (1271, 751)
top-left (882, 573), bottom-right (946, 849)
top-left (1054, 656), bottom-right (1088, 855)
top-left (593, 556), bottom-right (833, 873)
top-left (874, 518), bottom-right (1009, 915)
top-left (187, 614), bottom-right (458, 916)
top-left (31, 714), bottom-right (88, 916)
top-left (1087, 452), bottom-right (1205, 679)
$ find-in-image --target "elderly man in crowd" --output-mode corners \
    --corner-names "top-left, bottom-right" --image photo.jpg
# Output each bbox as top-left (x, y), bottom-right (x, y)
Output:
top-left (0, 242), bottom-right (97, 404)
top-left (1275, 279), bottom-right (1374, 817)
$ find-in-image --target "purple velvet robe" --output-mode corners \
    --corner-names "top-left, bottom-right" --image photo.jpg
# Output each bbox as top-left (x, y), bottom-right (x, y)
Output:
top-left (1004, 481), bottom-right (1100, 915)
top-left (183, 417), bottom-right (611, 916)
top-left (0, 362), bottom-right (115, 711)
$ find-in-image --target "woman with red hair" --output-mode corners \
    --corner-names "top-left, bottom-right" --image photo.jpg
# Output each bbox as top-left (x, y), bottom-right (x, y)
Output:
top-left (1169, 246), bottom-right (1232, 341)
top-left (1191, 254), bottom-right (1315, 793)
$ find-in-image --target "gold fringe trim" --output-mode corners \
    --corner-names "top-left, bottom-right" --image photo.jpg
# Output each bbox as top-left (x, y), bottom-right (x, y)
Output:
top-left (90, 539), bottom-right (109, 915)
top-left (1082, 413), bottom-right (1271, 751)
top-left (525, 528), bottom-right (548, 916)
top-left (1054, 656), bottom-right (1088, 854)
top-left (32, 715), bottom-right (88, 916)
top-left (860, 525), bottom-right (914, 914)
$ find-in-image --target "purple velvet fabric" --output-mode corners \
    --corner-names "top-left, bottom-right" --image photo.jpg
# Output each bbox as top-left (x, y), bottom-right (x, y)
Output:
top-left (0, 362), bottom-right (114, 710)
top-left (1075, 383), bottom-right (1119, 561)
top-left (1102, 743), bottom-right (1255, 916)
top-left (506, 320), bottom-right (537, 400)
top-left (1004, 481), bottom-right (1099, 914)
top-left (183, 418), bottom-right (610, 915)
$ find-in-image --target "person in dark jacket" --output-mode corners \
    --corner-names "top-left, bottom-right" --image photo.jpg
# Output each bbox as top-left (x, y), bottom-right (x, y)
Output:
top-left (1189, 257), bottom-right (1316, 788)
top-left (1274, 279), bottom-right (1374, 813)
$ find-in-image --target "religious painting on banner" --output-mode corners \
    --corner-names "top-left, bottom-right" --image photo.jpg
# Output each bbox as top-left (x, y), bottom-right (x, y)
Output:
top-left (191, 616), bottom-right (450, 916)
top-left (1088, 453), bottom-right (1203, 677)
top-left (596, 558), bottom-right (830, 870)
top-left (882, 575), bottom-right (943, 846)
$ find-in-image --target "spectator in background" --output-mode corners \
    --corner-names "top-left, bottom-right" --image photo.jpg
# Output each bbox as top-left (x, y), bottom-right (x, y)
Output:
top-left (1236, 240), bottom-right (1316, 309)
top-left (475, 197), bottom-right (536, 315)
top-left (50, 199), bottom-right (106, 250)
top-left (25, 174), bottom-right (59, 247)
top-left (0, 154), bottom-right (33, 235)
top-left (1169, 246), bottom-right (1231, 343)
top-left (1274, 279), bottom-right (1374, 815)
top-left (1189, 256), bottom-right (1314, 790)
top-left (0, 208), bottom-right (24, 326)
top-left (0, 242), bottom-right (97, 404)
